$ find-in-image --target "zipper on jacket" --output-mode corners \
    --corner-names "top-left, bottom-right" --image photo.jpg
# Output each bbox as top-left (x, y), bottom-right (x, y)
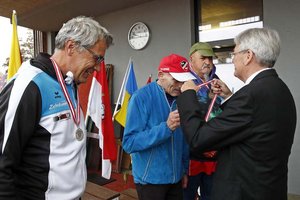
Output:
top-left (156, 84), bottom-right (177, 183)
top-left (170, 99), bottom-right (177, 182)
top-left (171, 134), bottom-right (176, 183)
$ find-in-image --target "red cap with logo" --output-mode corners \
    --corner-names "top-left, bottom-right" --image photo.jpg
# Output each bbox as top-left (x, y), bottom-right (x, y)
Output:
top-left (158, 54), bottom-right (195, 82)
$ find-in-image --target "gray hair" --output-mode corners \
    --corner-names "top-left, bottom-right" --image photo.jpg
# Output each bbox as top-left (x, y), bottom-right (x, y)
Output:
top-left (234, 28), bottom-right (280, 68)
top-left (55, 16), bottom-right (113, 51)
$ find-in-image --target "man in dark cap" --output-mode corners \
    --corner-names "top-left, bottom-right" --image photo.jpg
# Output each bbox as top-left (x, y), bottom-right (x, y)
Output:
top-left (184, 42), bottom-right (222, 200)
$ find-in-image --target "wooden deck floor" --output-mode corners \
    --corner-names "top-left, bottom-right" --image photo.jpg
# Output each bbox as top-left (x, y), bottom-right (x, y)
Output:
top-left (83, 181), bottom-right (138, 200)
top-left (83, 173), bottom-right (300, 200)
top-left (83, 170), bottom-right (137, 200)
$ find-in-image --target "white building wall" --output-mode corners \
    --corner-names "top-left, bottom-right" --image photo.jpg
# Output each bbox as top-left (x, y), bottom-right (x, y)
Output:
top-left (264, 0), bottom-right (300, 195)
top-left (96, 0), bottom-right (300, 195)
top-left (96, 0), bottom-right (193, 101)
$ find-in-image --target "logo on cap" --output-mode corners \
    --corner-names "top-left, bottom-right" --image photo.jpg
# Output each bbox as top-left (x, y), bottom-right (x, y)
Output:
top-left (180, 61), bottom-right (188, 71)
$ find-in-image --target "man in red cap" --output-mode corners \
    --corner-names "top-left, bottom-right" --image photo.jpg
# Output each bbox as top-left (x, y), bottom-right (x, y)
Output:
top-left (123, 54), bottom-right (195, 200)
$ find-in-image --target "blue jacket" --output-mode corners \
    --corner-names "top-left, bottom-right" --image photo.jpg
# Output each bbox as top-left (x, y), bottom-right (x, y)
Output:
top-left (190, 65), bottom-right (222, 108)
top-left (123, 82), bottom-right (189, 184)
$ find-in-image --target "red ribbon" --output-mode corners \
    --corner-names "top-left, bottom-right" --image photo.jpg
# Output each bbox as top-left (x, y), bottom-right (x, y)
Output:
top-left (50, 58), bottom-right (80, 126)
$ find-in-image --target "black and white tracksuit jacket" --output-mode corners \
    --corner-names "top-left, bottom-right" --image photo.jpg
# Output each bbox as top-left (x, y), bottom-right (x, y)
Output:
top-left (0, 53), bottom-right (87, 200)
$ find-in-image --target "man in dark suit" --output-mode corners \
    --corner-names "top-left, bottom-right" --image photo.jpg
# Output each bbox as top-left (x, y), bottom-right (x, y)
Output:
top-left (177, 28), bottom-right (297, 200)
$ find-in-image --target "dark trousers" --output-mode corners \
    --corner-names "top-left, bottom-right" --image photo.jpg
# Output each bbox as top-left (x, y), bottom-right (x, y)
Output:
top-left (183, 172), bottom-right (213, 200)
top-left (135, 181), bottom-right (183, 200)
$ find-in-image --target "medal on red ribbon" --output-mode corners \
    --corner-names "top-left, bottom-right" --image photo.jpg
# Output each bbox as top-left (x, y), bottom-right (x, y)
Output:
top-left (51, 58), bottom-right (83, 141)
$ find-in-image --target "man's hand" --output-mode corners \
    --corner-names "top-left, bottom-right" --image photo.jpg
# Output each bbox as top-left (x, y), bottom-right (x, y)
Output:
top-left (167, 110), bottom-right (180, 131)
top-left (181, 80), bottom-right (199, 93)
top-left (203, 151), bottom-right (217, 158)
top-left (182, 174), bottom-right (188, 188)
top-left (211, 79), bottom-right (232, 99)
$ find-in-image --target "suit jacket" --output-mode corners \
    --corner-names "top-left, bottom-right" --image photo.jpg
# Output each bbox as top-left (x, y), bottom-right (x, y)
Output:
top-left (177, 69), bottom-right (297, 200)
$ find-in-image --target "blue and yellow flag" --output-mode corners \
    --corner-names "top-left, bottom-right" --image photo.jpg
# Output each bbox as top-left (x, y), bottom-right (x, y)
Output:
top-left (114, 58), bottom-right (138, 127)
top-left (7, 10), bottom-right (22, 80)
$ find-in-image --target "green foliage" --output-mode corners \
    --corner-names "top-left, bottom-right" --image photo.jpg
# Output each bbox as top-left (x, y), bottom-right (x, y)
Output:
top-left (1, 29), bottom-right (34, 69)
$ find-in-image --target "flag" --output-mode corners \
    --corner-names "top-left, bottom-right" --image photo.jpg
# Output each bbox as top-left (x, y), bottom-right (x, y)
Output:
top-left (87, 61), bottom-right (117, 179)
top-left (7, 10), bottom-right (22, 80)
top-left (113, 58), bottom-right (138, 127)
top-left (146, 74), bottom-right (152, 84)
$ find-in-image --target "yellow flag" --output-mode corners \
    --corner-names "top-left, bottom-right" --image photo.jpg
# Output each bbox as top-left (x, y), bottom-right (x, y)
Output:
top-left (7, 10), bottom-right (22, 80)
top-left (113, 58), bottom-right (138, 127)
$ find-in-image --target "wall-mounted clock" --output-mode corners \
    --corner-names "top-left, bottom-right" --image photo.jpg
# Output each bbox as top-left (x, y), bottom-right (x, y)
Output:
top-left (128, 22), bottom-right (150, 50)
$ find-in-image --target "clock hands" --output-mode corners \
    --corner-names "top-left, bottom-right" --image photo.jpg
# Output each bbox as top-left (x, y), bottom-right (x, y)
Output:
top-left (131, 32), bottom-right (148, 39)
top-left (128, 22), bottom-right (150, 50)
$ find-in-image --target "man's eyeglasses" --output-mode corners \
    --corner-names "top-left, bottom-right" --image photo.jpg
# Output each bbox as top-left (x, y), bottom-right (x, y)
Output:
top-left (83, 46), bottom-right (104, 64)
top-left (229, 49), bottom-right (248, 59)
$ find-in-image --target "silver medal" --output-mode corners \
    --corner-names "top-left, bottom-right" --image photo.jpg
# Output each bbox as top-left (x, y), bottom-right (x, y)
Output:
top-left (75, 128), bottom-right (84, 141)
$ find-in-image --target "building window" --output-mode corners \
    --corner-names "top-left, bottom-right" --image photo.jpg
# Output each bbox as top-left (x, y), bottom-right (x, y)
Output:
top-left (195, 0), bottom-right (263, 92)
top-left (197, 0), bottom-right (263, 45)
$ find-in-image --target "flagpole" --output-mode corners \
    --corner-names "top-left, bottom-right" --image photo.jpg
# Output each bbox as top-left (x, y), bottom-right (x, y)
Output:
top-left (112, 57), bottom-right (132, 118)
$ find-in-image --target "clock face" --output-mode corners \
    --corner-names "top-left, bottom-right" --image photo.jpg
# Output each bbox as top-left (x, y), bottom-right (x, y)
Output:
top-left (128, 22), bottom-right (150, 50)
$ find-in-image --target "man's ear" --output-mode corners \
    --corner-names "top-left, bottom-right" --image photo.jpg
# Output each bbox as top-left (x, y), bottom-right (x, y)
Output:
top-left (190, 55), bottom-right (193, 62)
top-left (65, 40), bottom-right (77, 56)
top-left (158, 71), bottom-right (164, 78)
top-left (243, 49), bottom-right (254, 66)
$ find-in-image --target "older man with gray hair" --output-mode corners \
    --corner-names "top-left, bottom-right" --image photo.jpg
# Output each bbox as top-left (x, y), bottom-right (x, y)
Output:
top-left (177, 28), bottom-right (297, 200)
top-left (0, 16), bottom-right (113, 200)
